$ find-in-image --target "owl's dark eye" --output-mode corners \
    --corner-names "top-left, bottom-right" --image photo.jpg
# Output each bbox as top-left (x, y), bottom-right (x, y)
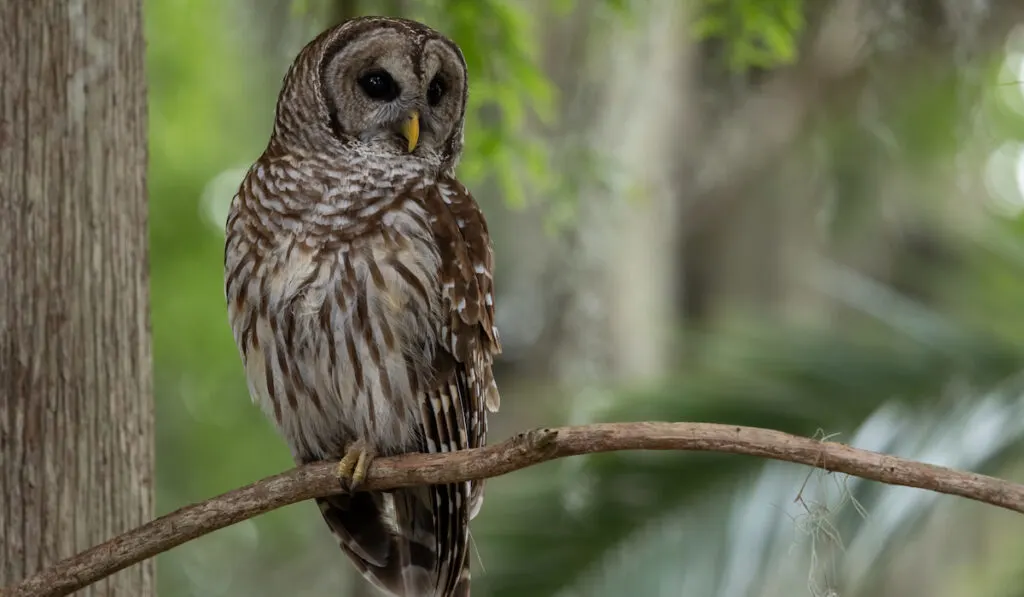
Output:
top-left (427, 75), bottom-right (446, 107)
top-left (358, 70), bottom-right (400, 101)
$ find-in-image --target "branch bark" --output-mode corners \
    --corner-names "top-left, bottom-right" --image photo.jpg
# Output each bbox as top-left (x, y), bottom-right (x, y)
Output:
top-left (4, 421), bottom-right (1024, 597)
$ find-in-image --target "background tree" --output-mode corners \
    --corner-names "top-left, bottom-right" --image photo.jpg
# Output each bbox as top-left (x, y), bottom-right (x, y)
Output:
top-left (0, 2), bottom-right (153, 595)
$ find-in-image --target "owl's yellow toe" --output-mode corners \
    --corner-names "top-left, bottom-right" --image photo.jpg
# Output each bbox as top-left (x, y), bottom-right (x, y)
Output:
top-left (337, 439), bottom-right (376, 493)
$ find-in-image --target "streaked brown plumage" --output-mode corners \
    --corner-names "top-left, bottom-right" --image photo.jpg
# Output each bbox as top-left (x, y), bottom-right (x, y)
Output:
top-left (223, 16), bottom-right (501, 597)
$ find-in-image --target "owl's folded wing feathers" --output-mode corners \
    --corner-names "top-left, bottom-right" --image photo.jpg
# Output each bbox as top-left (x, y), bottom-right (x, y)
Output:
top-left (411, 178), bottom-right (501, 596)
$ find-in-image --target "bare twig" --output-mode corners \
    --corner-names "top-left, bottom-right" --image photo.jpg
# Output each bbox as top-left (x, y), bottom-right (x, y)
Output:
top-left (4, 421), bottom-right (1024, 597)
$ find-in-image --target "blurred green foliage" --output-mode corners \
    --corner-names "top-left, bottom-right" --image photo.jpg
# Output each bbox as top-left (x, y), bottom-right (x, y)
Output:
top-left (478, 324), bottom-right (1024, 596)
top-left (694, 0), bottom-right (805, 70)
top-left (146, 1), bottom-right (1024, 596)
top-left (420, 0), bottom-right (559, 208)
top-left (146, 2), bottom-right (302, 595)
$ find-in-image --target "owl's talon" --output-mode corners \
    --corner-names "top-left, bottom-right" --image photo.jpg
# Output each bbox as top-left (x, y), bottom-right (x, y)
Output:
top-left (337, 440), bottom-right (376, 494)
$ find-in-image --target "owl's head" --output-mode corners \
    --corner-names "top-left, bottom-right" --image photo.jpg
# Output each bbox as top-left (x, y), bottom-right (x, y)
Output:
top-left (271, 17), bottom-right (469, 172)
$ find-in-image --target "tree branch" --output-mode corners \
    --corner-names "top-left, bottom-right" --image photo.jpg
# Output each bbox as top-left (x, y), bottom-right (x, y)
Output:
top-left (4, 421), bottom-right (1024, 597)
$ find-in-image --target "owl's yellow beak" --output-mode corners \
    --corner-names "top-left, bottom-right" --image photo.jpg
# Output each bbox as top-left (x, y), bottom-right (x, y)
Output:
top-left (401, 111), bottom-right (419, 152)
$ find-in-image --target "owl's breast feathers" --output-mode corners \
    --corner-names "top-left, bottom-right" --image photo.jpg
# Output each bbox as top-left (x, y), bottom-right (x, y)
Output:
top-left (226, 156), bottom-right (499, 450)
top-left (225, 155), bottom-right (500, 596)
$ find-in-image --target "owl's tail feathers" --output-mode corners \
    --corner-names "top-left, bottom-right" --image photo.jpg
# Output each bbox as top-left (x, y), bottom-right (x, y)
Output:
top-left (451, 561), bottom-right (471, 597)
top-left (319, 487), bottom-right (467, 596)
top-left (316, 492), bottom-right (395, 571)
top-left (319, 491), bottom-right (421, 595)
top-left (392, 484), bottom-right (472, 597)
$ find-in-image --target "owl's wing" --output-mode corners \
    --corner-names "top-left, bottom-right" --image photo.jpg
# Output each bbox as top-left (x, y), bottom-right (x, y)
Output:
top-left (430, 176), bottom-right (501, 502)
top-left (410, 177), bottom-right (502, 596)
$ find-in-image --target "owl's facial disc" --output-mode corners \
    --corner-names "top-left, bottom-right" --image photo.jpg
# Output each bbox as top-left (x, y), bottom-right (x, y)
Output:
top-left (319, 28), bottom-right (466, 161)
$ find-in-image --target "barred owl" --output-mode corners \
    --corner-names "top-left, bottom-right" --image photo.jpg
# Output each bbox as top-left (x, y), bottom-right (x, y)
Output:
top-left (223, 16), bottom-right (501, 597)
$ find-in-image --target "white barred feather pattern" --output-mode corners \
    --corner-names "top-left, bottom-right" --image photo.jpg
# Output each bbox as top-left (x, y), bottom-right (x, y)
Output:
top-left (223, 16), bottom-right (500, 597)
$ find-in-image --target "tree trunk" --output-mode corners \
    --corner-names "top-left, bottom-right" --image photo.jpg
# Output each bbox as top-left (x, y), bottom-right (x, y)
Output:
top-left (548, 0), bottom-right (692, 388)
top-left (0, 2), bottom-right (153, 595)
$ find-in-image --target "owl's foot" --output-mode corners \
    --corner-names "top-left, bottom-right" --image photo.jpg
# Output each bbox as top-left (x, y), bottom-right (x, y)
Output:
top-left (337, 439), bottom-right (376, 494)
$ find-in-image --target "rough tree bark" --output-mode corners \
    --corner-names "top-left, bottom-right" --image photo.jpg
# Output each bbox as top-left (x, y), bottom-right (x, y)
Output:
top-left (0, 1), bottom-right (153, 595)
